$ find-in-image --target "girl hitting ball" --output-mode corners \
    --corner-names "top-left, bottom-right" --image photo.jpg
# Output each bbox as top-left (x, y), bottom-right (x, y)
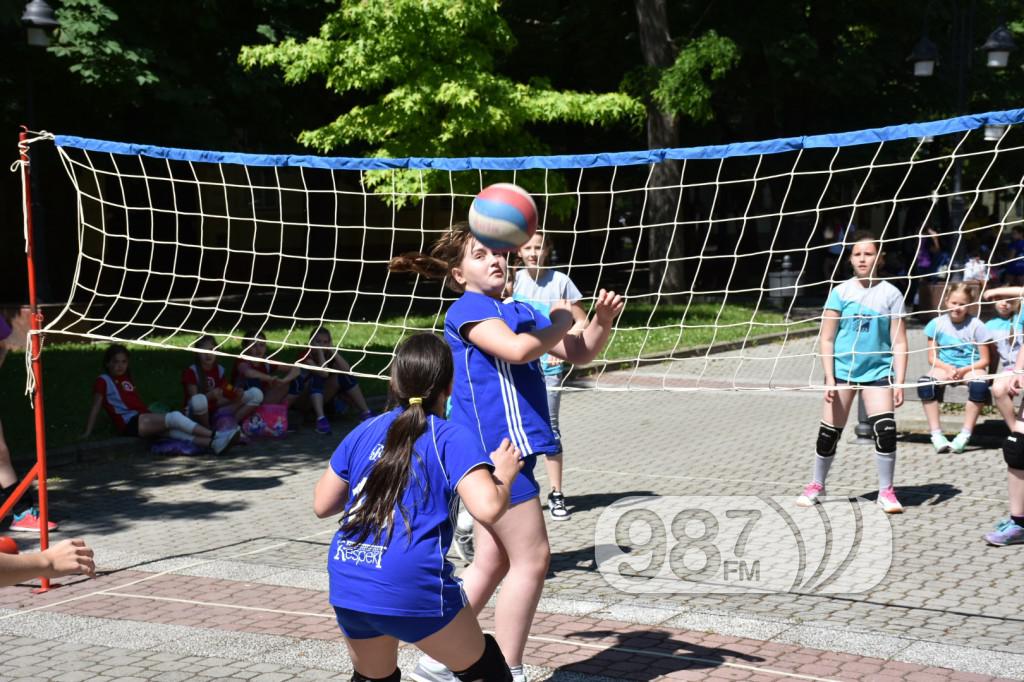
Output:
top-left (796, 231), bottom-right (909, 514)
top-left (390, 221), bottom-right (623, 682)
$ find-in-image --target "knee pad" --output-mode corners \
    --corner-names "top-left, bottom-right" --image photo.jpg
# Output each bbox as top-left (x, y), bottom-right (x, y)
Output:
top-left (189, 393), bottom-right (209, 416)
top-left (968, 380), bottom-right (990, 404)
top-left (164, 410), bottom-right (197, 434)
top-left (351, 669), bottom-right (400, 682)
top-left (868, 412), bottom-right (897, 455)
top-left (1003, 433), bottom-right (1024, 470)
top-left (916, 376), bottom-right (937, 401)
top-left (242, 387), bottom-right (263, 407)
top-left (815, 422), bottom-right (842, 457)
top-left (454, 633), bottom-right (511, 682)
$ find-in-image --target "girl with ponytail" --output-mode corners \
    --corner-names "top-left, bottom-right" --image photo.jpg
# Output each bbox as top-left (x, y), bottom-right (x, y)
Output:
top-left (314, 332), bottom-right (522, 681)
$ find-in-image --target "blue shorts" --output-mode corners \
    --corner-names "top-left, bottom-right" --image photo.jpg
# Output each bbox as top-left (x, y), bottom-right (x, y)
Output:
top-left (333, 606), bottom-right (460, 642)
top-left (509, 454), bottom-right (541, 504)
top-left (290, 371), bottom-right (358, 396)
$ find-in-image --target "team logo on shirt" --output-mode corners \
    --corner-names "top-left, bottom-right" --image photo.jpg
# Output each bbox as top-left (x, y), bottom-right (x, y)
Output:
top-left (334, 540), bottom-right (387, 569)
top-left (369, 444), bottom-right (384, 461)
top-left (120, 380), bottom-right (136, 392)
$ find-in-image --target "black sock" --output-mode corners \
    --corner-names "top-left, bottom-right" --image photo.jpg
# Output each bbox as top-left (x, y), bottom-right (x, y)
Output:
top-left (1011, 515), bottom-right (1024, 529)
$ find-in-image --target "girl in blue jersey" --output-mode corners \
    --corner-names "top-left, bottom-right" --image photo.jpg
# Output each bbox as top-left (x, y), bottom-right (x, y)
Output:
top-left (919, 283), bottom-right (993, 454)
top-left (390, 222), bottom-right (623, 681)
top-left (314, 333), bottom-right (523, 681)
top-left (796, 231), bottom-right (909, 514)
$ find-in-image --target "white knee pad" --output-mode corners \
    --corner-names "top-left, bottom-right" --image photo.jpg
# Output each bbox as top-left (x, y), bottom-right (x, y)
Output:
top-left (243, 387), bottom-right (263, 407)
top-left (189, 394), bottom-right (209, 416)
top-left (164, 410), bottom-right (198, 434)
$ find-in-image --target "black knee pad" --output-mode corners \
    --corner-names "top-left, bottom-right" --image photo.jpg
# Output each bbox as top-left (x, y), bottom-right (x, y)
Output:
top-left (1003, 434), bottom-right (1024, 470)
top-left (916, 376), bottom-right (937, 401)
top-left (968, 380), bottom-right (990, 403)
top-left (351, 669), bottom-right (400, 682)
top-left (868, 412), bottom-right (897, 455)
top-left (454, 633), bottom-right (511, 682)
top-left (815, 421), bottom-right (841, 457)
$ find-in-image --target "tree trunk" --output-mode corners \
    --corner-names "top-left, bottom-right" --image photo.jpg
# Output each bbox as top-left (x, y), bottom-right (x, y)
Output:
top-left (635, 0), bottom-right (686, 296)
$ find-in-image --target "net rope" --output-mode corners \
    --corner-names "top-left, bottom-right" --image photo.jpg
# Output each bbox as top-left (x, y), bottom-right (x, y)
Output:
top-left (18, 110), bottom-right (1024, 392)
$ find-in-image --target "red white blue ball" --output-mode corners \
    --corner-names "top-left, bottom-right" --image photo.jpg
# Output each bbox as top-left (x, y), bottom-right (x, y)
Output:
top-left (468, 183), bottom-right (538, 252)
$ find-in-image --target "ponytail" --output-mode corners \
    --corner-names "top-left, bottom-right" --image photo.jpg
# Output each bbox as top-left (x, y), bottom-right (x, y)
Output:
top-left (388, 222), bottom-right (474, 293)
top-left (340, 333), bottom-right (454, 546)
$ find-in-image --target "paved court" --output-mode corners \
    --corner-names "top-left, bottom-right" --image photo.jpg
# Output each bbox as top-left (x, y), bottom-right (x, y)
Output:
top-left (0, 327), bottom-right (1022, 680)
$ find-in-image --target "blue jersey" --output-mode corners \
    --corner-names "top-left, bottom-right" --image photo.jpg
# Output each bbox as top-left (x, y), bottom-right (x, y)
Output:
top-left (327, 409), bottom-right (491, 617)
top-left (985, 315), bottom-right (1023, 369)
top-left (445, 291), bottom-right (557, 457)
top-left (924, 315), bottom-right (993, 368)
top-left (825, 279), bottom-right (906, 383)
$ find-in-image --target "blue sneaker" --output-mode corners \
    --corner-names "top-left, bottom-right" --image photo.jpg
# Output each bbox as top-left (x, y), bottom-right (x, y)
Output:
top-left (315, 416), bottom-right (331, 435)
top-left (984, 519), bottom-right (1024, 546)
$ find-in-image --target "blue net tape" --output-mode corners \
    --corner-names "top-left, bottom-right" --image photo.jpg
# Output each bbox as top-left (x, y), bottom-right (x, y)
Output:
top-left (54, 108), bottom-right (1024, 171)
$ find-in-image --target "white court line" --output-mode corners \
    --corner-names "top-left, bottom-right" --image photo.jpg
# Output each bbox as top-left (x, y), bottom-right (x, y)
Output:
top-left (27, 590), bottom-right (842, 682)
top-left (0, 528), bottom-right (338, 622)
top-left (565, 466), bottom-right (1005, 503)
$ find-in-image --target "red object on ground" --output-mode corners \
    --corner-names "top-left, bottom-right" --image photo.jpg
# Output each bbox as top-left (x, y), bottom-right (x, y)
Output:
top-left (0, 536), bottom-right (19, 554)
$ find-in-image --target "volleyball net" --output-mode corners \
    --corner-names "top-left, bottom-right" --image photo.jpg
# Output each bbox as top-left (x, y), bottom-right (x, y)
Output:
top-left (21, 108), bottom-right (1024, 392)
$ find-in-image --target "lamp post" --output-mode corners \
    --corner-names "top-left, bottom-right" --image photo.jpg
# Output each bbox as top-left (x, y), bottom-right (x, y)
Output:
top-left (908, 5), bottom-right (1018, 230)
top-left (21, 0), bottom-right (58, 303)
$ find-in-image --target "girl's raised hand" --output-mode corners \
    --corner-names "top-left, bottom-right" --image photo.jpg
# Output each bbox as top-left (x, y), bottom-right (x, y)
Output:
top-left (593, 289), bottom-right (624, 324)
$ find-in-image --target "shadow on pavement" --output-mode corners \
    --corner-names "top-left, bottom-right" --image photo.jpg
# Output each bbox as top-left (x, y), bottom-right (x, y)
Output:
top-left (557, 628), bottom-right (764, 679)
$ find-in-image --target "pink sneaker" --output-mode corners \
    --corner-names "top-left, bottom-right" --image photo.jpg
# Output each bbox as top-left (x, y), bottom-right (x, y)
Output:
top-left (795, 482), bottom-right (824, 508)
top-left (877, 486), bottom-right (904, 514)
top-left (10, 507), bottom-right (58, 533)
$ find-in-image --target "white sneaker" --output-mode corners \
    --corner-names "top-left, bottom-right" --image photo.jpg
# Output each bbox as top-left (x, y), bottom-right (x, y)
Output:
top-left (930, 433), bottom-right (951, 453)
top-left (795, 481), bottom-right (824, 507)
top-left (949, 432), bottom-right (970, 454)
top-left (211, 426), bottom-right (241, 455)
top-left (409, 655), bottom-right (454, 682)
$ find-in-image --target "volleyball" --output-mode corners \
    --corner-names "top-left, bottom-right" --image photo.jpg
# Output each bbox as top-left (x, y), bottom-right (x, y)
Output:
top-left (467, 183), bottom-right (538, 252)
top-left (0, 536), bottom-right (18, 554)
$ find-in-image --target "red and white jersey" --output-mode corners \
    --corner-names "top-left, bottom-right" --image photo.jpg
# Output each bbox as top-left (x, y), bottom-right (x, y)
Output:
top-left (93, 373), bottom-right (149, 432)
top-left (182, 363), bottom-right (228, 411)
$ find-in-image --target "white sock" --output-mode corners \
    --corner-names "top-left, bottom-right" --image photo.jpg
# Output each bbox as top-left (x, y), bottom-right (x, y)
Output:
top-left (930, 429), bottom-right (943, 437)
top-left (960, 428), bottom-right (972, 437)
top-left (812, 454), bottom-right (833, 486)
top-left (509, 665), bottom-right (525, 680)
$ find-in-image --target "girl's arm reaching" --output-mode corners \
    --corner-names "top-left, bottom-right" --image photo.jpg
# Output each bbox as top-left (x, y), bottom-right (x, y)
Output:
top-left (465, 304), bottom-right (574, 364)
top-left (549, 290), bottom-right (624, 365)
top-left (81, 393), bottom-right (104, 439)
top-left (457, 438), bottom-right (522, 526)
top-left (982, 286), bottom-right (1024, 300)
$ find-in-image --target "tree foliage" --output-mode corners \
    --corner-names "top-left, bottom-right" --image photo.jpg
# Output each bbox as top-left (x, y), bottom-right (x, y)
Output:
top-left (652, 30), bottom-right (739, 124)
top-left (49, 0), bottom-right (157, 87)
top-left (240, 0), bottom-right (643, 200)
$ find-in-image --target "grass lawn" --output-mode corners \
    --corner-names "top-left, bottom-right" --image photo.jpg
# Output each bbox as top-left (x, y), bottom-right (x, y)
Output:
top-left (0, 302), bottom-right (806, 458)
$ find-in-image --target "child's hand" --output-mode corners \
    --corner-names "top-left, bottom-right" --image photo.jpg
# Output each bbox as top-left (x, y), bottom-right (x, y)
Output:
top-left (593, 289), bottom-right (624, 325)
top-left (1011, 374), bottom-right (1024, 394)
top-left (42, 539), bottom-right (95, 579)
top-left (489, 438), bottom-right (523, 484)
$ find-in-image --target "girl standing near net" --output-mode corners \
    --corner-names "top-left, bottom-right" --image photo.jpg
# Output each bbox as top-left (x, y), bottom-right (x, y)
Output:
top-left (796, 231), bottom-right (909, 514)
top-left (512, 231), bottom-right (587, 521)
top-left (391, 222), bottom-right (623, 682)
top-left (918, 284), bottom-right (993, 454)
top-left (314, 333), bottom-right (522, 681)
top-left (83, 344), bottom-right (240, 454)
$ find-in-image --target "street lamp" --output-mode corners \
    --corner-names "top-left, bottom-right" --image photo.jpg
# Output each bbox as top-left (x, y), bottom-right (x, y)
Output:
top-left (908, 35), bottom-right (940, 77)
top-left (21, 0), bottom-right (58, 303)
top-left (981, 24), bottom-right (1018, 68)
top-left (21, 0), bottom-right (58, 48)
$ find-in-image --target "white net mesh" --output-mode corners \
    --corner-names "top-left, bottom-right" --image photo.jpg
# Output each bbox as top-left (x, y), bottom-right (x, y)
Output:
top-left (31, 110), bottom-right (1024, 391)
